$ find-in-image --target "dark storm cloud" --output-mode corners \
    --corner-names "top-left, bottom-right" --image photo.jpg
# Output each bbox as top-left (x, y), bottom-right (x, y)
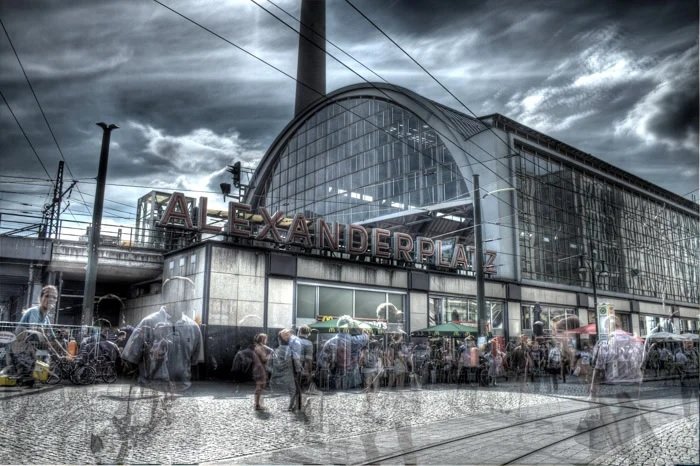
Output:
top-left (642, 83), bottom-right (699, 146)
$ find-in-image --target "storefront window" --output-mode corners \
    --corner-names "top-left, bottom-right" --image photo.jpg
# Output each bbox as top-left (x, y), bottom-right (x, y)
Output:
top-left (355, 290), bottom-right (386, 319)
top-left (297, 285), bottom-right (316, 319)
top-left (640, 315), bottom-right (676, 335)
top-left (297, 283), bottom-right (406, 325)
top-left (520, 303), bottom-right (577, 332)
top-left (318, 287), bottom-right (352, 317)
top-left (430, 295), bottom-right (503, 331)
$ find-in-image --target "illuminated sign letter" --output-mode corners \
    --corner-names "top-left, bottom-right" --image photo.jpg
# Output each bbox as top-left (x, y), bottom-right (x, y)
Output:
top-left (197, 197), bottom-right (223, 234)
top-left (392, 232), bottom-right (414, 262)
top-left (450, 243), bottom-right (469, 270)
top-left (286, 213), bottom-right (312, 246)
top-left (228, 202), bottom-right (252, 238)
top-left (415, 236), bottom-right (435, 263)
top-left (346, 224), bottom-right (368, 255)
top-left (314, 219), bottom-right (340, 251)
top-left (159, 192), bottom-right (193, 229)
top-left (371, 228), bottom-right (392, 259)
top-left (256, 207), bottom-right (284, 242)
top-left (433, 240), bottom-right (452, 267)
top-left (484, 250), bottom-right (497, 274)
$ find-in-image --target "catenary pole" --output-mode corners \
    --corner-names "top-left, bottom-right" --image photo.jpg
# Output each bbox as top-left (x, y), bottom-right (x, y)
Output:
top-left (474, 174), bottom-right (487, 339)
top-left (82, 122), bottom-right (118, 327)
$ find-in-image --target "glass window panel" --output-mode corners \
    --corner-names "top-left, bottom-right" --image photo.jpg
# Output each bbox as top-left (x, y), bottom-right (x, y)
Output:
top-left (354, 290), bottom-right (386, 320)
top-left (297, 285), bottom-right (316, 319)
top-left (318, 287), bottom-right (352, 317)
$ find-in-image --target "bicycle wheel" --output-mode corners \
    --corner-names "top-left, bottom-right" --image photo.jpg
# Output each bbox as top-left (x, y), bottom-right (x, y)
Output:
top-left (101, 363), bottom-right (117, 384)
top-left (73, 365), bottom-right (97, 385)
top-left (480, 369), bottom-right (492, 386)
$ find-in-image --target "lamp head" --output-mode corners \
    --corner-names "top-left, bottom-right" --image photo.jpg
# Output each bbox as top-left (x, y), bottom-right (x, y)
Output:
top-left (577, 255), bottom-right (587, 273)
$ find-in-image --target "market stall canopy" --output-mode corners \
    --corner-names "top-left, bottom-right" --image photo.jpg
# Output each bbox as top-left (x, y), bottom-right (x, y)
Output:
top-left (411, 322), bottom-right (477, 338)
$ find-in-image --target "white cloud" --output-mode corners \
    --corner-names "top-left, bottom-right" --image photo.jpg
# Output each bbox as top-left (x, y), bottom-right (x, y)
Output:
top-left (128, 122), bottom-right (263, 194)
top-left (504, 25), bottom-right (696, 146)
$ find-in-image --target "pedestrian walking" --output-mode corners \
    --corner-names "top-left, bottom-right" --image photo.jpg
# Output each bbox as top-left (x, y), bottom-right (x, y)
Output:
top-left (547, 341), bottom-right (562, 391)
top-left (486, 340), bottom-right (505, 386)
top-left (297, 326), bottom-right (314, 392)
top-left (512, 335), bottom-right (533, 384)
top-left (274, 328), bottom-right (302, 411)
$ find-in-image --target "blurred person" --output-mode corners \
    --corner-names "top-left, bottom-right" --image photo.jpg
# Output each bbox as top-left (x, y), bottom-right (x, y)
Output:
top-left (318, 316), bottom-right (368, 390)
top-left (583, 316), bottom-right (646, 450)
top-left (252, 333), bottom-right (272, 411)
top-left (457, 336), bottom-right (479, 384)
top-left (15, 285), bottom-right (57, 336)
top-left (297, 325), bottom-right (315, 392)
top-left (268, 329), bottom-right (303, 412)
top-left (411, 340), bottom-right (430, 386)
top-left (389, 333), bottom-right (408, 389)
top-left (360, 339), bottom-right (382, 392)
top-left (279, 328), bottom-right (302, 411)
top-left (512, 335), bottom-right (533, 384)
top-left (115, 331), bottom-right (128, 351)
top-left (486, 339), bottom-right (505, 386)
top-left (680, 339), bottom-right (699, 416)
top-left (575, 344), bottom-right (592, 383)
top-left (659, 344), bottom-right (673, 376)
top-left (121, 305), bottom-right (203, 390)
top-left (547, 340), bottom-right (562, 391)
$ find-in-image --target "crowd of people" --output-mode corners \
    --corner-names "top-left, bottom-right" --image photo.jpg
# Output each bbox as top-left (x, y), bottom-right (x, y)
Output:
top-left (4, 287), bottom-right (699, 409)
top-left (229, 313), bottom-right (700, 412)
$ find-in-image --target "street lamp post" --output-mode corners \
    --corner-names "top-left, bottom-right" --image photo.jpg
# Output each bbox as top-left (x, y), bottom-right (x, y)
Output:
top-left (82, 122), bottom-right (118, 327)
top-left (578, 238), bottom-right (609, 342)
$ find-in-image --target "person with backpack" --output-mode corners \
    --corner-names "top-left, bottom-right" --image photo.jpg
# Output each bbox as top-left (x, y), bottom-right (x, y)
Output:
top-left (547, 340), bottom-right (562, 391)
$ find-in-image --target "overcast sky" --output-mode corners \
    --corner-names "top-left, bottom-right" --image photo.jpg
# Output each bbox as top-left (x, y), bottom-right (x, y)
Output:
top-left (1, 0), bottom-right (698, 238)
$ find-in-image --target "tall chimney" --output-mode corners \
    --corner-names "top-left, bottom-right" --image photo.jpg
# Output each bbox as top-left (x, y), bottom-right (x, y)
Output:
top-left (294, 0), bottom-right (326, 117)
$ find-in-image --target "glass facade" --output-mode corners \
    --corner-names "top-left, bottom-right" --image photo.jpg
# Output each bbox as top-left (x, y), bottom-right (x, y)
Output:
top-left (516, 143), bottom-right (699, 304)
top-left (262, 97), bottom-right (469, 224)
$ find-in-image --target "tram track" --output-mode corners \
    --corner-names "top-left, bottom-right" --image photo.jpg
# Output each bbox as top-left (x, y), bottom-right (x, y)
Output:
top-left (357, 387), bottom-right (692, 465)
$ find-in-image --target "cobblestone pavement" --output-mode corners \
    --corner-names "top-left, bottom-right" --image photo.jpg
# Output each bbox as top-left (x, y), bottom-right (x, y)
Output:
top-left (0, 378), bottom-right (696, 464)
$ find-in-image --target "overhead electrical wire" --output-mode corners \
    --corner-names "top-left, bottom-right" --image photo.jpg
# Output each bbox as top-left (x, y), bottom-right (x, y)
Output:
top-left (0, 89), bottom-right (53, 180)
top-left (0, 17), bottom-right (92, 217)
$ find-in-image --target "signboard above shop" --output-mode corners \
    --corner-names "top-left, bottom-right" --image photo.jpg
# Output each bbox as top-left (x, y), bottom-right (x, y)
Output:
top-left (158, 192), bottom-right (498, 275)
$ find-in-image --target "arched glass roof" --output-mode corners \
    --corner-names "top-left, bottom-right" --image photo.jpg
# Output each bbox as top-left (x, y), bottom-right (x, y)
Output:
top-left (254, 83), bottom-right (489, 229)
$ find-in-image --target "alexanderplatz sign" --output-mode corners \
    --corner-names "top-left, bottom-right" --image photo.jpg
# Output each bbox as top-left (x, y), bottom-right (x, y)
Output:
top-left (159, 192), bottom-right (497, 274)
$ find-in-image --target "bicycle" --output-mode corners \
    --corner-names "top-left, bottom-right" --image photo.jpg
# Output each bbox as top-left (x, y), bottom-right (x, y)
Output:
top-left (94, 357), bottom-right (118, 384)
top-left (46, 355), bottom-right (96, 385)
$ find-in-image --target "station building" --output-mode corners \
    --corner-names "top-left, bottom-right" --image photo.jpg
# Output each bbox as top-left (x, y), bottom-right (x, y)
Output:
top-left (139, 81), bottom-right (698, 377)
